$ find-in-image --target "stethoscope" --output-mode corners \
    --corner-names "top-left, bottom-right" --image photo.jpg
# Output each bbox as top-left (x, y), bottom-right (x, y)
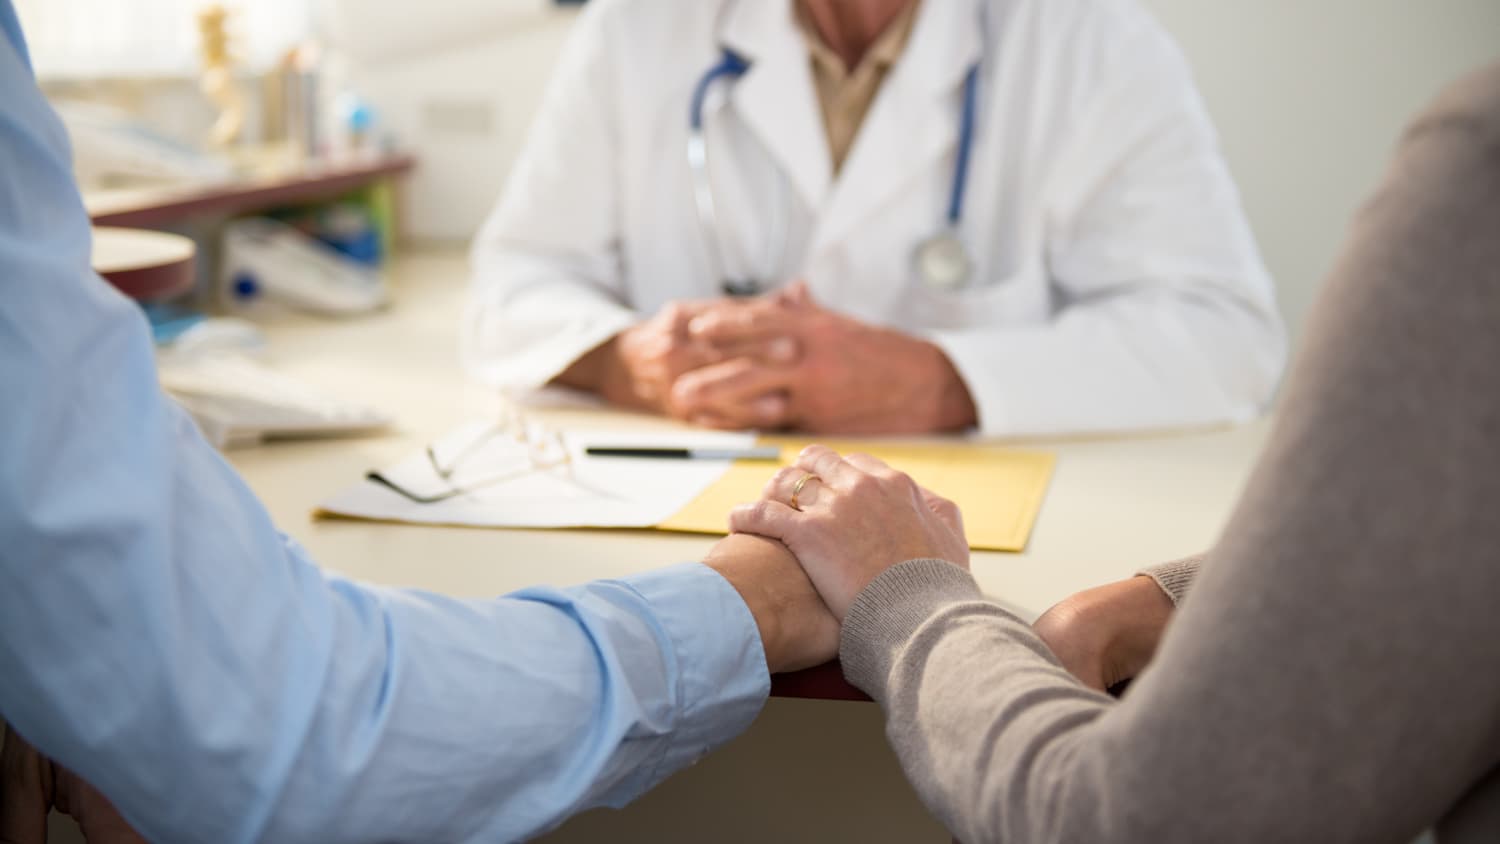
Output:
top-left (687, 31), bottom-right (982, 297)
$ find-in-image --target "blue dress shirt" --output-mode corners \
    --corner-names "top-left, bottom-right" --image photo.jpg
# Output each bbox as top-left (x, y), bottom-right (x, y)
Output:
top-left (0, 6), bottom-right (769, 842)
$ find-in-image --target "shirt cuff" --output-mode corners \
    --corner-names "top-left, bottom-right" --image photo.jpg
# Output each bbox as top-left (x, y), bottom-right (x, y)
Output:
top-left (619, 563), bottom-right (770, 778)
top-left (925, 330), bottom-right (1004, 435)
top-left (1135, 554), bottom-right (1203, 606)
top-left (838, 559), bottom-right (984, 699)
top-left (462, 299), bottom-right (639, 394)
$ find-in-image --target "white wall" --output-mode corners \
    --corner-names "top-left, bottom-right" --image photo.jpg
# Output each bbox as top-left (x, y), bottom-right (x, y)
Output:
top-left (328, 1), bottom-right (578, 243)
top-left (16, 0), bottom-right (312, 77)
top-left (359, 1), bottom-right (1500, 336)
top-left (1142, 0), bottom-right (1500, 335)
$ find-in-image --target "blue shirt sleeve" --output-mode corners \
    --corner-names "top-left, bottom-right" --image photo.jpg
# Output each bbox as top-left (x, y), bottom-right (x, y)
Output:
top-left (0, 10), bottom-right (769, 843)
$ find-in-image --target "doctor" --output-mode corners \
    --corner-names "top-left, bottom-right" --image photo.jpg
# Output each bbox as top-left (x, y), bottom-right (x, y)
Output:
top-left (464, 0), bottom-right (1286, 436)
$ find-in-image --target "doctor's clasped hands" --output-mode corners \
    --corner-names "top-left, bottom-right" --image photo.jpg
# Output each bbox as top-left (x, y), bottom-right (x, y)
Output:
top-left (563, 282), bottom-right (978, 433)
top-left (678, 283), bottom-right (977, 434)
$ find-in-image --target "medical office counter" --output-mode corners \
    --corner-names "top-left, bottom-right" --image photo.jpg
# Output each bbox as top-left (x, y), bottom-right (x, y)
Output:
top-left (226, 248), bottom-right (1271, 843)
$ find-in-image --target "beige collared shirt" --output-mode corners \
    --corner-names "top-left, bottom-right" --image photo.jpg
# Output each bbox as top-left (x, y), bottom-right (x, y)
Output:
top-left (795, 0), bottom-right (922, 174)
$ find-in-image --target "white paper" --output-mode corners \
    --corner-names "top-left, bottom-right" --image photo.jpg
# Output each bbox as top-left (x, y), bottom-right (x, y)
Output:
top-left (319, 422), bottom-right (756, 529)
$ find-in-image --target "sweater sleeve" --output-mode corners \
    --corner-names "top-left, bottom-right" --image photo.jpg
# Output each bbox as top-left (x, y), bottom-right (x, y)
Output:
top-left (839, 63), bottom-right (1500, 844)
top-left (1135, 554), bottom-right (1202, 606)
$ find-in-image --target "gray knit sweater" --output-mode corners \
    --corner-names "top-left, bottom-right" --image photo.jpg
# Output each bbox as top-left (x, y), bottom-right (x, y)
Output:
top-left (840, 63), bottom-right (1500, 844)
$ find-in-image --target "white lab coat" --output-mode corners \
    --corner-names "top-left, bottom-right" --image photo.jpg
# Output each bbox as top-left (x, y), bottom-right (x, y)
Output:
top-left (465, 0), bottom-right (1286, 436)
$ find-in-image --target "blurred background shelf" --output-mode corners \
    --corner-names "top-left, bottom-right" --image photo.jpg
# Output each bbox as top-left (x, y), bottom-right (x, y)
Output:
top-left (86, 153), bottom-right (416, 228)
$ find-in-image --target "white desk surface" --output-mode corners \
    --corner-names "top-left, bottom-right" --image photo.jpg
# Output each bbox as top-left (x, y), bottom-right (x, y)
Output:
top-left (230, 249), bottom-right (1271, 622)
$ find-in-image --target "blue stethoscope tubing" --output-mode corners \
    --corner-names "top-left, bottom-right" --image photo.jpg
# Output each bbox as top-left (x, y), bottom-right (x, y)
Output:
top-left (688, 48), bottom-right (777, 297)
top-left (687, 13), bottom-right (982, 296)
top-left (912, 62), bottom-right (980, 291)
top-left (690, 48), bottom-right (750, 134)
top-left (948, 64), bottom-right (980, 231)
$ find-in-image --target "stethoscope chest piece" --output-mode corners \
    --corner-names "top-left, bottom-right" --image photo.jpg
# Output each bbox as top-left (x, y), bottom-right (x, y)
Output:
top-left (915, 230), bottom-right (973, 290)
top-left (721, 278), bottom-right (762, 297)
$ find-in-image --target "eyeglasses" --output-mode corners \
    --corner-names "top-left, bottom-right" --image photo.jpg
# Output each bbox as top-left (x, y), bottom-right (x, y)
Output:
top-left (366, 411), bottom-right (622, 505)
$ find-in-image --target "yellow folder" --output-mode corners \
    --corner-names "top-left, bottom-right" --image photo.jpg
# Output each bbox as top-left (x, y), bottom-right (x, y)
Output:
top-left (657, 437), bottom-right (1056, 552)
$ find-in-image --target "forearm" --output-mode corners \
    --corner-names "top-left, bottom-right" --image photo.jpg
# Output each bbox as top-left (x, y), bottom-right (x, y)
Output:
top-left (2, 406), bottom-right (767, 844)
top-left (263, 565), bottom-right (767, 843)
top-left (841, 66), bottom-right (1500, 843)
top-left (841, 562), bottom-right (1123, 844)
top-left (1, 356), bottom-right (767, 844)
top-left (0, 35), bottom-right (768, 841)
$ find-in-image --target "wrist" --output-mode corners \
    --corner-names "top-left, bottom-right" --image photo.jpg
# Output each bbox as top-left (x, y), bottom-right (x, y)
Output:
top-left (919, 340), bottom-right (978, 431)
top-left (553, 335), bottom-right (617, 392)
top-left (732, 571), bottom-right (787, 671)
top-left (1097, 576), bottom-right (1175, 668)
top-left (559, 331), bottom-right (663, 412)
top-left (704, 536), bottom-right (794, 672)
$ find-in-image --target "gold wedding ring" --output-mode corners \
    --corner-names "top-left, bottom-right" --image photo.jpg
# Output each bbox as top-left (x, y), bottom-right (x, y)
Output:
top-left (790, 472), bottom-right (818, 511)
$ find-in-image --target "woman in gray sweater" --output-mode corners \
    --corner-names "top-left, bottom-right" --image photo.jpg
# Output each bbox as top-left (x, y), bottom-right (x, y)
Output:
top-left (731, 62), bottom-right (1500, 842)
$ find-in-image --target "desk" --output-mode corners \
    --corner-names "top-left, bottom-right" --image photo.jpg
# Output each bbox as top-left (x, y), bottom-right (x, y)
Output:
top-left (226, 248), bottom-right (1271, 843)
top-left (234, 249), bottom-right (1269, 617)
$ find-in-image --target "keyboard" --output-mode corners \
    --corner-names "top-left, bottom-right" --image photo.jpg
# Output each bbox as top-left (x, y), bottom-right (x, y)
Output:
top-left (157, 354), bottom-right (392, 449)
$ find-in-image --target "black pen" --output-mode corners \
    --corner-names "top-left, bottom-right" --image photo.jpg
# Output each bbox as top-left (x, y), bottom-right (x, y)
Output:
top-left (584, 446), bottom-right (783, 461)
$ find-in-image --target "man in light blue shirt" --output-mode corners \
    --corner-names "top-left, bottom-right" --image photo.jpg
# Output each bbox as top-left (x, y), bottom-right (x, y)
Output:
top-left (0, 5), bottom-right (837, 841)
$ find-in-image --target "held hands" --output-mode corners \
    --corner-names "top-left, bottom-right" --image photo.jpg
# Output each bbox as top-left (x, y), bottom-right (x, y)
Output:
top-left (729, 446), bottom-right (969, 620)
top-left (718, 445), bottom-right (1174, 696)
top-left (569, 293), bottom-right (799, 425)
top-left (713, 444), bottom-right (1176, 691)
top-left (581, 283), bottom-right (978, 433)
